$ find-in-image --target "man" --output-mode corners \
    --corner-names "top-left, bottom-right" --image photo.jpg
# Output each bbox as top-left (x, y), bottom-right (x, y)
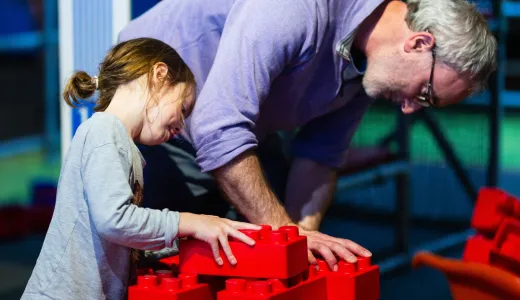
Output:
top-left (119, 0), bottom-right (496, 270)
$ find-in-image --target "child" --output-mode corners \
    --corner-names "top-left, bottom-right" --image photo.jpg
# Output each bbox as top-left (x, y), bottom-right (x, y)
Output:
top-left (21, 37), bottom-right (260, 300)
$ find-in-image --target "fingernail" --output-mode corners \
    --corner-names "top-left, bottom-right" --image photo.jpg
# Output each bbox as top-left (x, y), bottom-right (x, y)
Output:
top-left (364, 250), bottom-right (372, 256)
top-left (230, 257), bottom-right (237, 264)
top-left (217, 257), bottom-right (223, 265)
top-left (348, 256), bottom-right (357, 263)
top-left (333, 264), bottom-right (338, 272)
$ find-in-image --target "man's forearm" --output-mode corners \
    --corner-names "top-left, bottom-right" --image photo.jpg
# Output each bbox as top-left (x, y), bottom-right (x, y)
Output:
top-left (285, 157), bottom-right (337, 230)
top-left (212, 150), bottom-right (292, 227)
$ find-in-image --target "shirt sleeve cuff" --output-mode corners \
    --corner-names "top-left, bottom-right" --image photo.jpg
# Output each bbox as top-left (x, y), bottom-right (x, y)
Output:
top-left (164, 210), bottom-right (180, 248)
top-left (195, 133), bottom-right (258, 172)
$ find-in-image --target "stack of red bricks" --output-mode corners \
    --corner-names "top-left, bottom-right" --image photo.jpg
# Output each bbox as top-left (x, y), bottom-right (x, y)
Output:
top-left (129, 225), bottom-right (380, 299)
top-left (463, 187), bottom-right (520, 275)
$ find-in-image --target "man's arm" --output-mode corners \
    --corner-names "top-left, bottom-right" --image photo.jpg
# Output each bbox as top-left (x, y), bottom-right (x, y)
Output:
top-left (213, 151), bottom-right (292, 227)
top-left (289, 80), bottom-right (375, 230)
top-left (189, 0), bottom-right (371, 270)
top-left (285, 157), bottom-right (338, 231)
top-left (189, 1), bottom-right (314, 224)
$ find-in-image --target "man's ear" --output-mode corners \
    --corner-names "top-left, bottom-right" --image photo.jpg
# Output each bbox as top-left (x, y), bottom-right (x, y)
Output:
top-left (404, 31), bottom-right (435, 53)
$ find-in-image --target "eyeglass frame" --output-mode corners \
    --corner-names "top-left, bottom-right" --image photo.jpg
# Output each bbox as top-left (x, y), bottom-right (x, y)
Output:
top-left (414, 47), bottom-right (436, 108)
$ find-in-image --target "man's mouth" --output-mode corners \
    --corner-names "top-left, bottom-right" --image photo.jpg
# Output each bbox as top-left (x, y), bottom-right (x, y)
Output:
top-left (389, 92), bottom-right (404, 105)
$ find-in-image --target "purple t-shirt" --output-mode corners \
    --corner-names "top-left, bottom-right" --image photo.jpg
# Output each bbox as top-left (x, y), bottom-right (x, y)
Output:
top-left (119, 0), bottom-right (384, 172)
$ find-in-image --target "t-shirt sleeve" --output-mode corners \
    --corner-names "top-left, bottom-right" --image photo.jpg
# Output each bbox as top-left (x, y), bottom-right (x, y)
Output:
top-left (82, 143), bottom-right (179, 251)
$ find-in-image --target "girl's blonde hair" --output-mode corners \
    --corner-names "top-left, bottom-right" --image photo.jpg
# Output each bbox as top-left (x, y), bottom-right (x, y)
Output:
top-left (63, 37), bottom-right (195, 112)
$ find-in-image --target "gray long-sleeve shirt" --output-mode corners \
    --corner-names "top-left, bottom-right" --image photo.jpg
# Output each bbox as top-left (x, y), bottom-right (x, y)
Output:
top-left (21, 112), bottom-right (180, 300)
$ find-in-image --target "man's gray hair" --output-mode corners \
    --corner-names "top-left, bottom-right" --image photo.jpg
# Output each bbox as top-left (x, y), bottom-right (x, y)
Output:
top-left (405, 0), bottom-right (497, 93)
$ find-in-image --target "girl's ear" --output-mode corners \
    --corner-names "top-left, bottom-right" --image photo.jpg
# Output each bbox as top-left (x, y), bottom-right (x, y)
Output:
top-left (151, 62), bottom-right (169, 88)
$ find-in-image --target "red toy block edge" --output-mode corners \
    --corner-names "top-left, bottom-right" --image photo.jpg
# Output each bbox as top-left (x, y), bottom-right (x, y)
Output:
top-left (462, 234), bottom-right (493, 264)
top-left (317, 257), bottom-right (380, 300)
top-left (179, 225), bottom-right (308, 279)
top-left (217, 265), bottom-right (327, 300)
top-left (471, 187), bottom-right (515, 235)
top-left (129, 272), bottom-right (212, 300)
top-left (489, 217), bottom-right (520, 275)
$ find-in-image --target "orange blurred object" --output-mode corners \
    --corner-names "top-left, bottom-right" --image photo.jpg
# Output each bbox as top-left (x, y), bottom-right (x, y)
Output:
top-left (412, 251), bottom-right (520, 300)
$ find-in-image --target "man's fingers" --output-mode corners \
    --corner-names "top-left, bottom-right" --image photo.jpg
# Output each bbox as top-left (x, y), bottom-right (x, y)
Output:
top-left (311, 242), bottom-right (338, 271)
top-left (300, 228), bottom-right (372, 270)
top-left (327, 241), bottom-right (357, 263)
top-left (335, 238), bottom-right (372, 257)
top-left (313, 231), bottom-right (372, 261)
top-left (218, 235), bottom-right (237, 265)
top-left (209, 240), bottom-right (223, 265)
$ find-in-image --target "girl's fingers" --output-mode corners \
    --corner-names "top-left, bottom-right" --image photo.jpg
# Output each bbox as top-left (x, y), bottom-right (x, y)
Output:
top-left (228, 228), bottom-right (257, 246)
top-left (218, 234), bottom-right (237, 265)
top-left (209, 239), bottom-right (223, 265)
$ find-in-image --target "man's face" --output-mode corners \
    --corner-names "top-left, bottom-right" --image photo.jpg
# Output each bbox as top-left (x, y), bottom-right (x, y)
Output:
top-left (362, 45), bottom-right (473, 114)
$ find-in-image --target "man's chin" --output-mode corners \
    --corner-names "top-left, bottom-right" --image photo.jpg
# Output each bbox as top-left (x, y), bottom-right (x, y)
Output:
top-left (363, 88), bottom-right (380, 100)
top-left (367, 91), bottom-right (388, 101)
top-left (370, 90), bottom-right (396, 103)
top-left (362, 84), bottom-right (384, 100)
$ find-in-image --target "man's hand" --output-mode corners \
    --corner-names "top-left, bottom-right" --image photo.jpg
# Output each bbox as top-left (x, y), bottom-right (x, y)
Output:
top-left (297, 225), bottom-right (372, 270)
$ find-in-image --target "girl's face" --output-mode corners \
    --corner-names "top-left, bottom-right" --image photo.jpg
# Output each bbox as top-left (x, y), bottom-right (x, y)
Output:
top-left (139, 81), bottom-right (195, 145)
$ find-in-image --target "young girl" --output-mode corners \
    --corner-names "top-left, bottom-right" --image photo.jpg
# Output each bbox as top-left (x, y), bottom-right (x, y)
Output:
top-left (21, 37), bottom-right (260, 300)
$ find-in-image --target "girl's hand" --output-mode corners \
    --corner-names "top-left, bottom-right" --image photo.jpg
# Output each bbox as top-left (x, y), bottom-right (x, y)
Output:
top-left (178, 213), bottom-right (261, 265)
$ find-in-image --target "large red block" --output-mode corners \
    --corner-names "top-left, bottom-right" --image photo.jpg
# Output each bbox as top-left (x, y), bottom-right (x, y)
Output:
top-left (217, 265), bottom-right (327, 300)
top-left (462, 234), bottom-right (493, 264)
top-left (471, 187), bottom-right (517, 235)
top-left (179, 225), bottom-right (308, 279)
top-left (317, 257), bottom-right (380, 300)
top-left (128, 272), bottom-right (212, 300)
top-left (489, 217), bottom-right (520, 276)
top-left (160, 255), bottom-right (180, 267)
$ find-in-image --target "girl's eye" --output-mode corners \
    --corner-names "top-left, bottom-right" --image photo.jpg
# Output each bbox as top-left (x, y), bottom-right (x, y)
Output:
top-left (181, 106), bottom-right (186, 114)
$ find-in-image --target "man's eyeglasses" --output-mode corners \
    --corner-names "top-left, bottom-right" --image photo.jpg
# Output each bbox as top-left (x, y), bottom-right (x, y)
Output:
top-left (414, 48), bottom-right (436, 108)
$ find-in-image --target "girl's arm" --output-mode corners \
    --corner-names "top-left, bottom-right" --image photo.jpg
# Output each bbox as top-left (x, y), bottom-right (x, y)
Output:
top-left (81, 142), bottom-right (260, 264)
top-left (82, 143), bottom-right (178, 251)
